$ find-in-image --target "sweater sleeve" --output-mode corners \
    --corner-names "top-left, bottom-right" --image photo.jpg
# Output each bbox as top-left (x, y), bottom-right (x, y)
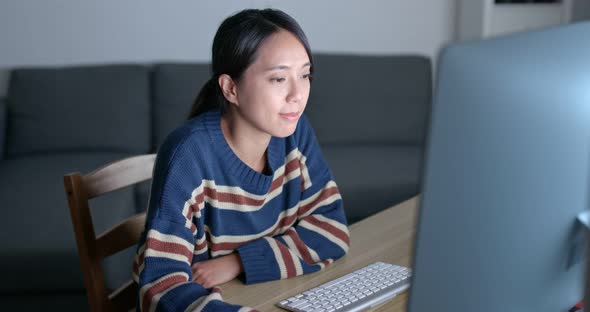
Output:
top-left (133, 132), bottom-right (256, 312)
top-left (236, 115), bottom-right (350, 284)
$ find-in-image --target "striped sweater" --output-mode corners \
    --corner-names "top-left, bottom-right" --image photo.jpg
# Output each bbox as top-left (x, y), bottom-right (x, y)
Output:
top-left (133, 109), bottom-right (350, 311)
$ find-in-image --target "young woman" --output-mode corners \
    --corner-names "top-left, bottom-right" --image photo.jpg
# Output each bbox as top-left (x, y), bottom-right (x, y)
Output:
top-left (133, 8), bottom-right (350, 311)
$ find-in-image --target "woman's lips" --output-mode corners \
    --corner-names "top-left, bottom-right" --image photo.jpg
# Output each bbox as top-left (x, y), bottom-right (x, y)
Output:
top-left (280, 112), bottom-right (300, 121)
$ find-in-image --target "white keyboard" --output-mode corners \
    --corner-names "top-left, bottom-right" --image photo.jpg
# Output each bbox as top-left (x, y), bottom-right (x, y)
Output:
top-left (276, 262), bottom-right (411, 312)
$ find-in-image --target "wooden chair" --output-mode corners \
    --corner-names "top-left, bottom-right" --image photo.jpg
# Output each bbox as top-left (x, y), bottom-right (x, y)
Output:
top-left (64, 154), bottom-right (156, 312)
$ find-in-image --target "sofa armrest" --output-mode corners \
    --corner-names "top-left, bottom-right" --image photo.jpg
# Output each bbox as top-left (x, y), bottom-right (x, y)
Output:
top-left (0, 96), bottom-right (5, 159)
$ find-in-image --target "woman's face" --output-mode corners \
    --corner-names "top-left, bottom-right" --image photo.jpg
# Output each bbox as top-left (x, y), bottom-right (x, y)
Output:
top-left (232, 30), bottom-right (311, 138)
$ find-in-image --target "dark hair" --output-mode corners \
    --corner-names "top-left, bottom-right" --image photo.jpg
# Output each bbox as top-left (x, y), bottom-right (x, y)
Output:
top-left (188, 8), bottom-right (313, 119)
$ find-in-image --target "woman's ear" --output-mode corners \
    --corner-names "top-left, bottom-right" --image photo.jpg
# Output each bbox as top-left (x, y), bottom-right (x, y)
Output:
top-left (218, 74), bottom-right (239, 106)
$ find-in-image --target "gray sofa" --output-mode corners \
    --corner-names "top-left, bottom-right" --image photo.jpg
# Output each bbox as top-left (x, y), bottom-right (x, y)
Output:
top-left (0, 54), bottom-right (431, 310)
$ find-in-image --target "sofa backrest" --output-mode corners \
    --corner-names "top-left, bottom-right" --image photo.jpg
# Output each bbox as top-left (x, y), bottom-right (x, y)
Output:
top-left (306, 54), bottom-right (431, 146)
top-left (3, 54), bottom-right (431, 157)
top-left (152, 63), bottom-right (210, 149)
top-left (6, 65), bottom-right (151, 157)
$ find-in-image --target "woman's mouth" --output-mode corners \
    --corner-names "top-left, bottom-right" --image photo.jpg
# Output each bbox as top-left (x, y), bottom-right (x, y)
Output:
top-left (280, 112), bottom-right (300, 121)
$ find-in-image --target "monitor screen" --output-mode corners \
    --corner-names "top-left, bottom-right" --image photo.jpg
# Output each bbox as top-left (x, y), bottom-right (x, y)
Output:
top-left (408, 22), bottom-right (590, 312)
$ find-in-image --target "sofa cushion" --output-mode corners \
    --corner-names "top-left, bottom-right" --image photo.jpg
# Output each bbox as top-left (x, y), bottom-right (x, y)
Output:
top-left (0, 97), bottom-right (5, 159)
top-left (322, 145), bottom-right (423, 224)
top-left (0, 152), bottom-right (138, 293)
top-left (152, 63), bottom-right (210, 149)
top-left (6, 65), bottom-right (151, 157)
top-left (307, 54), bottom-right (431, 145)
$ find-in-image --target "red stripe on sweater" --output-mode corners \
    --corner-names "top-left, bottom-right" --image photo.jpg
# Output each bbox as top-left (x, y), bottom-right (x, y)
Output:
top-left (299, 166), bottom-right (306, 192)
top-left (285, 157), bottom-right (300, 175)
top-left (194, 238), bottom-right (208, 254)
top-left (206, 211), bottom-right (299, 253)
top-left (304, 215), bottom-right (350, 245)
top-left (142, 274), bottom-right (186, 312)
top-left (286, 228), bottom-right (315, 264)
top-left (184, 208), bottom-right (198, 234)
top-left (276, 241), bottom-right (297, 278)
top-left (205, 229), bottom-right (249, 252)
top-left (190, 192), bottom-right (205, 215)
top-left (187, 159), bottom-right (298, 211)
top-left (205, 191), bottom-right (343, 253)
top-left (299, 186), bottom-right (340, 216)
top-left (275, 212), bottom-right (298, 232)
top-left (187, 193), bottom-right (205, 234)
top-left (186, 209), bottom-right (194, 224)
top-left (146, 238), bottom-right (193, 260)
top-left (204, 187), bottom-right (265, 206)
top-left (269, 175), bottom-right (285, 193)
top-left (188, 192), bottom-right (204, 233)
top-left (202, 209), bottom-right (346, 256)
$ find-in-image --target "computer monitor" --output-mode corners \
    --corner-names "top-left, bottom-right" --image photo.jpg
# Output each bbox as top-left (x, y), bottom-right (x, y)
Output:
top-left (408, 22), bottom-right (590, 312)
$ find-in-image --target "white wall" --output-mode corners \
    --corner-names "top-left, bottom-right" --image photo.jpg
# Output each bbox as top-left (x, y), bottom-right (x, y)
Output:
top-left (0, 0), bottom-right (458, 96)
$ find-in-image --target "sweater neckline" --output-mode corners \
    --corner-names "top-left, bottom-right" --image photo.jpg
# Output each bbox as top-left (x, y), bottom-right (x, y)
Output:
top-left (204, 109), bottom-right (281, 189)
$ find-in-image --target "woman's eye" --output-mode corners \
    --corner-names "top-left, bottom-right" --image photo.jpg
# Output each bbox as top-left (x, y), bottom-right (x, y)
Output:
top-left (302, 73), bottom-right (312, 79)
top-left (270, 77), bottom-right (286, 83)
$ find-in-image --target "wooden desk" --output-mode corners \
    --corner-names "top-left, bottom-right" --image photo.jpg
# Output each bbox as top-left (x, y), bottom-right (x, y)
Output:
top-left (222, 196), bottom-right (419, 311)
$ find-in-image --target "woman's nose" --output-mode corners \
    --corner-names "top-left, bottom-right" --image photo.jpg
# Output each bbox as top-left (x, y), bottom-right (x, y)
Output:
top-left (287, 80), bottom-right (305, 103)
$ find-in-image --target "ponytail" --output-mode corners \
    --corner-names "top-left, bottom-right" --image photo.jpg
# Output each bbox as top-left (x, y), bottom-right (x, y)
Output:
top-left (188, 77), bottom-right (227, 119)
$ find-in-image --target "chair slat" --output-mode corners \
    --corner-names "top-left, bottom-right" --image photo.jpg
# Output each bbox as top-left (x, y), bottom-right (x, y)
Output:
top-left (84, 154), bottom-right (156, 199)
top-left (65, 154), bottom-right (155, 311)
top-left (96, 213), bottom-right (147, 259)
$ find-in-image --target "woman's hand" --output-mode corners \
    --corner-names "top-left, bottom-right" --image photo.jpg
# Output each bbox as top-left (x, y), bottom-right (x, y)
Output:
top-left (192, 253), bottom-right (244, 288)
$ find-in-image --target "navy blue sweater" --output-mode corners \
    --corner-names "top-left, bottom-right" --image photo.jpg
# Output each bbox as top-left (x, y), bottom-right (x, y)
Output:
top-left (133, 109), bottom-right (349, 311)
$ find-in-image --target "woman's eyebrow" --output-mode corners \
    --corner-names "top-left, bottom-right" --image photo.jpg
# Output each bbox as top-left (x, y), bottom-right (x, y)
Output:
top-left (265, 62), bottom-right (311, 71)
top-left (265, 65), bottom-right (289, 71)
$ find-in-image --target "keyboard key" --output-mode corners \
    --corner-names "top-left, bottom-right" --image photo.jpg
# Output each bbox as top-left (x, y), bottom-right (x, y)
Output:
top-left (289, 299), bottom-right (308, 307)
top-left (299, 303), bottom-right (312, 310)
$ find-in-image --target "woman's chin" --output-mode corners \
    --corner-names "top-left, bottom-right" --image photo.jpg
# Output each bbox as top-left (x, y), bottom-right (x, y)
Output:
top-left (271, 125), bottom-right (298, 138)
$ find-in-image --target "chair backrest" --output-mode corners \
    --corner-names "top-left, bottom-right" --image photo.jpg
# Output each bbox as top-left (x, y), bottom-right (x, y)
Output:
top-left (64, 154), bottom-right (156, 312)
